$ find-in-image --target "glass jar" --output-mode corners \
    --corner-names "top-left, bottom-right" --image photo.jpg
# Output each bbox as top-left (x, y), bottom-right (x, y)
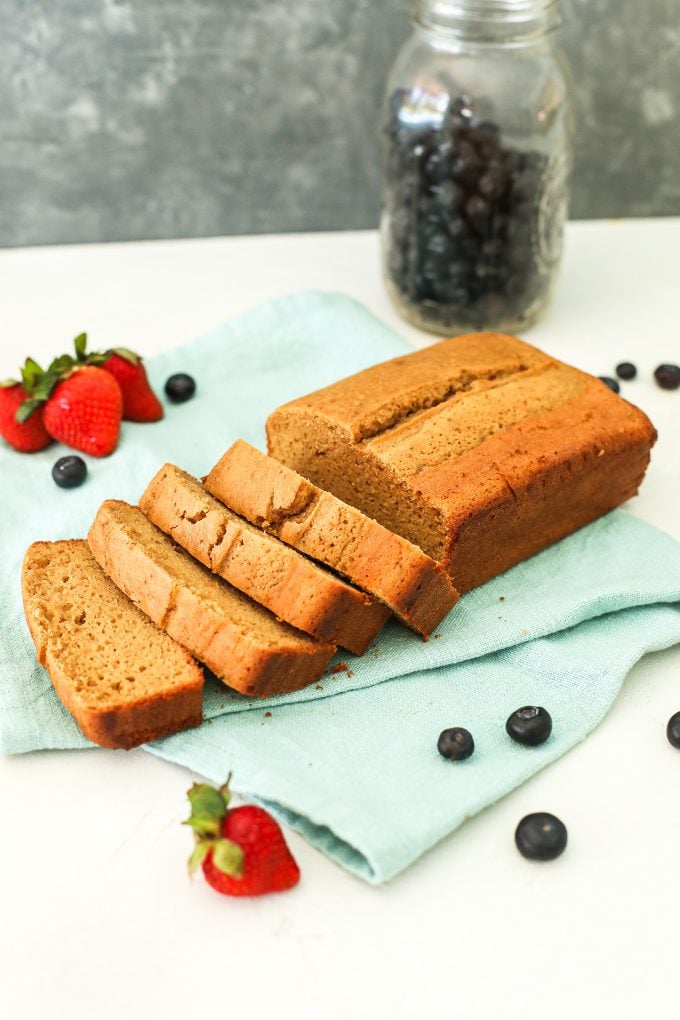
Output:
top-left (379, 0), bottom-right (570, 335)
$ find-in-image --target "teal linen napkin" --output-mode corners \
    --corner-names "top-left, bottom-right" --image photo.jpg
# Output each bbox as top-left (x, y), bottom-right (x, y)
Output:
top-left (2, 291), bottom-right (680, 882)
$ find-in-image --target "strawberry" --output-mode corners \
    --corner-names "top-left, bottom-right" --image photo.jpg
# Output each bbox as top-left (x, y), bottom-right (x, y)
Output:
top-left (14, 335), bottom-right (124, 458)
top-left (101, 349), bottom-right (163, 423)
top-left (9, 332), bottom-right (162, 458)
top-left (43, 366), bottom-right (123, 457)
top-left (185, 778), bottom-right (300, 897)
top-left (0, 380), bottom-right (52, 453)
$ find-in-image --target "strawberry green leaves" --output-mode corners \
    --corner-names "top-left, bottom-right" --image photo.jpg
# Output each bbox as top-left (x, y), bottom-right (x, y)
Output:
top-left (74, 333), bottom-right (88, 361)
top-left (15, 333), bottom-right (110, 423)
top-left (184, 779), bottom-right (245, 879)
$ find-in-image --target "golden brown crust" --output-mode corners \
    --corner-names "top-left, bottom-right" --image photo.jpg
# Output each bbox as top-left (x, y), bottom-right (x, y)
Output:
top-left (204, 441), bottom-right (459, 637)
top-left (139, 464), bottom-right (390, 654)
top-left (21, 540), bottom-right (204, 749)
top-left (266, 332), bottom-right (657, 593)
top-left (280, 331), bottom-right (549, 442)
top-left (43, 645), bottom-right (203, 750)
top-left (87, 501), bottom-right (335, 697)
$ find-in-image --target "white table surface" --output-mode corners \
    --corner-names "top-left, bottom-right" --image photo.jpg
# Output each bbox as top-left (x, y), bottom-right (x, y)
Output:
top-left (1, 220), bottom-right (679, 1020)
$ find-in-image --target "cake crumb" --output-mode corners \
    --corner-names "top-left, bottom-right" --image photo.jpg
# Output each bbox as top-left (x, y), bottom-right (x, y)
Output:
top-left (520, 628), bottom-right (530, 635)
top-left (347, 669), bottom-right (354, 678)
top-left (433, 633), bottom-right (442, 639)
top-left (499, 596), bottom-right (505, 602)
top-left (331, 662), bottom-right (349, 674)
top-left (264, 710), bottom-right (272, 718)
top-left (315, 684), bottom-right (323, 690)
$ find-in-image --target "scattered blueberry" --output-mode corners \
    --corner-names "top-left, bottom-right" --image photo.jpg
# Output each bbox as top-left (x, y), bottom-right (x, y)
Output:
top-left (598, 376), bottom-right (620, 394)
top-left (165, 373), bottom-right (196, 403)
top-left (52, 455), bottom-right (87, 489)
top-left (654, 364), bottom-right (680, 391)
top-left (381, 88), bottom-right (561, 329)
top-left (515, 812), bottom-right (567, 861)
top-left (506, 706), bottom-right (553, 746)
top-left (666, 711), bottom-right (680, 749)
top-left (615, 361), bottom-right (637, 381)
top-left (437, 727), bottom-right (475, 761)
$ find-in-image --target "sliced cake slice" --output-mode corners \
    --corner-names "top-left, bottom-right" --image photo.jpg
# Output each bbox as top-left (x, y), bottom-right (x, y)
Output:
top-left (139, 464), bottom-right (390, 655)
top-left (21, 540), bottom-right (204, 749)
top-left (87, 500), bottom-right (335, 697)
top-left (204, 441), bottom-right (459, 637)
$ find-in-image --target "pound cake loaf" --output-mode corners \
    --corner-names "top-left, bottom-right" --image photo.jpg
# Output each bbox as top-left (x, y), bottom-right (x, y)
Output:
top-left (88, 500), bottom-right (335, 697)
top-left (204, 441), bottom-right (459, 636)
top-left (22, 540), bottom-right (203, 749)
top-left (266, 331), bottom-right (657, 593)
top-left (139, 464), bottom-right (390, 654)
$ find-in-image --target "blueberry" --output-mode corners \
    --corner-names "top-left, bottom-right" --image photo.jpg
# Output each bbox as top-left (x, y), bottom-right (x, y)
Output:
top-left (505, 273), bottom-right (529, 298)
top-left (418, 257), bottom-right (439, 289)
top-left (515, 812), bottom-right (567, 861)
top-left (424, 143), bottom-right (453, 184)
top-left (382, 88), bottom-right (557, 328)
top-left (506, 706), bottom-right (552, 746)
top-left (447, 215), bottom-right (469, 241)
top-left (465, 194), bottom-right (490, 229)
top-left (654, 364), bottom-right (680, 390)
top-left (448, 96), bottom-right (475, 129)
top-left (437, 727), bottom-right (474, 761)
top-left (599, 376), bottom-right (620, 394)
top-left (165, 373), bottom-right (196, 403)
top-left (666, 711), bottom-right (680, 749)
top-left (490, 212), bottom-right (510, 239)
top-left (474, 262), bottom-right (504, 284)
top-left (52, 455), bottom-right (87, 489)
top-left (424, 229), bottom-right (453, 259)
top-left (615, 361), bottom-right (637, 380)
top-left (474, 121), bottom-right (501, 145)
top-left (506, 236), bottom-right (533, 265)
top-left (478, 162), bottom-right (507, 199)
top-left (468, 293), bottom-right (508, 327)
top-left (451, 141), bottom-right (480, 186)
top-left (435, 180), bottom-right (463, 212)
top-left (481, 238), bottom-right (505, 260)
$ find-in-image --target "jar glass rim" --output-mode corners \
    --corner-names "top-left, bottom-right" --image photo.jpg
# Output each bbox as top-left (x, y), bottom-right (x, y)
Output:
top-left (413, 0), bottom-right (560, 27)
top-left (415, 0), bottom-right (559, 13)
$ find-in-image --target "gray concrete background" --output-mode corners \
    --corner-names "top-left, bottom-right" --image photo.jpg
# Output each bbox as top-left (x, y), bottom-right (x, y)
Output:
top-left (1, 0), bottom-right (679, 248)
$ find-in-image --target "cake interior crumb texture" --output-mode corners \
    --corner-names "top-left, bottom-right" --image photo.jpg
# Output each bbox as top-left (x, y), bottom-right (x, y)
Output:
top-left (205, 442), bottom-right (459, 636)
top-left (87, 500), bottom-right (335, 696)
top-left (21, 540), bottom-right (204, 749)
top-left (266, 332), bottom-right (657, 592)
top-left (139, 463), bottom-right (391, 654)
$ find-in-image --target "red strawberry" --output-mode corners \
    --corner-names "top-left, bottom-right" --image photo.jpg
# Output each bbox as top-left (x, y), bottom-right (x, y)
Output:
top-left (185, 779), bottom-right (300, 897)
top-left (101, 349), bottom-right (163, 423)
top-left (0, 380), bottom-right (52, 453)
top-left (43, 366), bottom-right (123, 457)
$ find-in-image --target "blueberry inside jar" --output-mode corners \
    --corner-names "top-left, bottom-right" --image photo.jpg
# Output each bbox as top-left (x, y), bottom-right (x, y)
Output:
top-left (379, 0), bottom-right (570, 335)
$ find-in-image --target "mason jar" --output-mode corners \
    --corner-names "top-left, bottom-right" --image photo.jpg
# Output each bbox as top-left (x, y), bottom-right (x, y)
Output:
top-left (379, 0), bottom-right (570, 335)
